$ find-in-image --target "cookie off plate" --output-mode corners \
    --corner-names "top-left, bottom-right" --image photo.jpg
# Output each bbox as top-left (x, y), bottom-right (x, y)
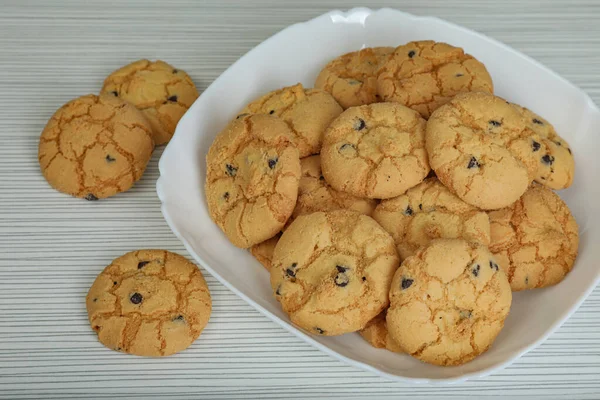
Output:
top-left (157, 7), bottom-right (600, 383)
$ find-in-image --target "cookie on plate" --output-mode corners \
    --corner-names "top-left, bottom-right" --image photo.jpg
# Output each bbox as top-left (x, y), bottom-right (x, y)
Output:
top-left (488, 184), bottom-right (579, 291)
top-left (271, 210), bottom-right (400, 336)
top-left (38, 94), bottom-right (154, 200)
top-left (315, 47), bottom-right (394, 109)
top-left (321, 102), bottom-right (429, 199)
top-left (86, 250), bottom-right (212, 356)
top-left (205, 114), bottom-right (301, 248)
top-left (426, 91), bottom-right (540, 210)
top-left (358, 310), bottom-right (403, 353)
top-left (387, 239), bottom-right (512, 366)
top-left (101, 59), bottom-right (199, 145)
top-left (249, 234), bottom-right (281, 271)
top-left (240, 83), bottom-right (343, 157)
top-left (373, 177), bottom-right (490, 261)
top-left (512, 104), bottom-right (575, 190)
top-left (377, 40), bottom-right (493, 118)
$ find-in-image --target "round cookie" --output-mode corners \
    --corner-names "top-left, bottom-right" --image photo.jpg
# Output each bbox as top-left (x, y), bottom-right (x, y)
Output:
top-left (426, 91), bottom-right (541, 210)
top-left (271, 210), bottom-right (400, 336)
top-left (387, 239), bottom-right (512, 366)
top-left (315, 47), bottom-right (394, 109)
top-left (86, 250), bottom-right (212, 356)
top-left (321, 102), bottom-right (430, 199)
top-left (373, 177), bottom-right (490, 261)
top-left (240, 83), bottom-right (343, 157)
top-left (38, 94), bottom-right (154, 200)
top-left (488, 184), bottom-right (579, 291)
top-left (512, 104), bottom-right (575, 190)
top-left (377, 40), bottom-right (493, 118)
top-left (358, 310), bottom-right (403, 353)
top-left (205, 114), bottom-right (301, 248)
top-left (249, 234), bottom-right (281, 271)
top-left (101, 59), bottom-right (199, 145)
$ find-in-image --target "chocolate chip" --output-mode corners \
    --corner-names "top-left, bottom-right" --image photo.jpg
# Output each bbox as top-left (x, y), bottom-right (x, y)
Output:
top-left (130, 293), bottom-right (143, 304)
top-left (354, 118), bottom-right (366, 131)
top-left (137, 261), bottom-right (150, 269)
top-left (532, 140), bottom-right (541, 152)
top-left (225, 164), bottom-right (238, 177)
top-left (339, 143), bottom-right (356, 152)
top-left (115, 347), bottom-right (122, 351)
top-left (236, 113), bottom-right (249, 119)
top-left (286, 263), bottom-right (297, 278)
top-left (525, 276), bottom-right (529, 285)
top-left (472, 264), bottom-right (481, 277)
top-left (111, 91), bottom-right (118, 97)
top-left (567, 148), bottom-right (572, 154)
top-left (105, 154), bottom-right (116, 162)
top-left (362, 276), bottom-right (366, 282)
top-left (335, 273), bottom-right (349, 287)
top-left (467, 157), bottom-right (479, 169)
top-left (404, 205), bottom-right (413, 216)
top-left (268, 158), bottom-right (278, 169)
top-left (269, 110), bottom-right (275, 115)
top-left (542, 154), bottom-right (555, 165)
top-left (489, 120), bottom-right (502, 127)
top-left (319, 175), bottom-right (325, 181)
top-left (93, 325), bottom-right (100, 331)
top-left (275, 285), bottom-right (281, 296)
top-left (419, 203), bottom-right (423, 210)
top-left (172, 315), bottom-right (184, 322)
top-left (336, 265), bottom-right (347, 273)
top-left (167, 95), bottom-right (178, 102)
top-left (84, 194), bottom-right (98, 201)
top-left (93, 298), bottom-right (97, 302)
top-left (172, 69), bottom-right (178, 74)
top-left (223, 192), bottom-right (230, 200)
top-left (489, 260), bottom-right (499, 271)
top-left (113, 281), bottom-right (118, 286)
top-left (408, 50), bottom-right (416, 58)
top-left (315, 327), bottom-right (325, 334)
top-left (455, 73), bottom-right (464, 77)
top-left (532, 118), bottom-right (544, 125)
top-left (401, 278), bottom-right (413, 290)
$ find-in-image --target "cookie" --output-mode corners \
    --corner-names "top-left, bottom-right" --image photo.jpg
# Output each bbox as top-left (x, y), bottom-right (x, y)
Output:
top-left (38, 94), bottom-right (154, 200)
top-left (387, 239), bottom-right (512, 366)
top-left (271, 210), bottom-right (400, 336)
top-left (86, 250), bottom-right (212, 356)
top-left (315, 47), bottom-right (394, 109)
top-left (512, 104), bottom-right (575, 190)
top-left (240, 83), bottom-right (343, 157)
top-left (426, 91), bottom-right (540, 210)
top-left (377, 40), bottom-right (493, 118)
top-left (321, 102), bottom-right (430, 199)
top-left (488, 184), bottom-right (579, 291)
top-left (101, 59), bottom-right (199, 145)
top-left (358, 310), bottom-right (403, 353)
top-left (373, 178), bottom-right (490, 261)
top-left (249, 234), bottom-right (281, 271)
top-left (205, 114), bottom-right (301, 248)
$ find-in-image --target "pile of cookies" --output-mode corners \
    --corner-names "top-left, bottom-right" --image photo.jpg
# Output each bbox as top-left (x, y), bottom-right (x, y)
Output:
top-left (205, 40), bottom-right (579, 366)
top-left (37, 60), bottom-right (213, 357)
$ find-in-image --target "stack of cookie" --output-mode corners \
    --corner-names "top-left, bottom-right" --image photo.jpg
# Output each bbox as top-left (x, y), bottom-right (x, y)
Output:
top-left (38, 59), bottom-right (199, 200)
top-left (205, 40), bottom-right (579, 367)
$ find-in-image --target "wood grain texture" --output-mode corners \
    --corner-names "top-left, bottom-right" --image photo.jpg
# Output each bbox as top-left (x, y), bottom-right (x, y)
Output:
top-left (0, 0), bottom-right (599, 398)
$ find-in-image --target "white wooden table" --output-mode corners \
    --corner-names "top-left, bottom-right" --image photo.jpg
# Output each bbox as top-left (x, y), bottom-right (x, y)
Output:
top-left (1, 0), bottom-right (599, 398)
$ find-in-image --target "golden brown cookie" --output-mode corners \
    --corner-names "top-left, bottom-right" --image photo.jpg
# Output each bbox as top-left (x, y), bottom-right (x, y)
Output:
top-left (426, 92), bottom-right (540, 210)
top-left (249, 234), bottom-right (281, 271)
top-left (86, 250), bottom-right (212, 356)
top-left (101, 59), bottom-right (199, 145)
top-left (373, 178), bottom-right (490, 261)
top-left (38, 94), bottom-right (154, 200)
top-left (377, 40), bottom-right (493, 118)
top-left (321, 102), bottom-right (429, 199)
top-left (271, 210), bottom-right (400, 336)
top-left (240, 83), bottom-right (343, 157)
top-left (512, 104), bottom-right (575, 190)
top-left (315, 47), bottom-right (394, 109)
top-left (358, 310), bottom-right (403, 353)
top-left (488, 184), bottom-right (579, 291)
top-left (205, 114), bottom-right (301, 248)
top-left (387, 239), bottom-right (512, 366)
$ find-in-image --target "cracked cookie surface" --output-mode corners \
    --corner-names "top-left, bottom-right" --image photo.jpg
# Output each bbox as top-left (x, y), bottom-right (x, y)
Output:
top-left (512, 104), bottom-right (575, 190)
top-left (321, 102), bottom-right (429, 199)
top-left (358, 310), bottom-right (403, 353)
top-left (86, 250), bottom-right (212, 356)
top-left (426, 91), bottom-right (540, 210)
top-left (315, 47), bottom-right (394, 109)
top-left (373, 177), bottom-right (490, 261)
top-left (101, 59), bottom-right (199, 145)
top-left (38, 94), bottom-right (154, 200)
top-left (205, 114), bottom-right (301, 248)
top-left (377, 40), bottom-right (493, 118)
top-left (240, 83), bottom-right (343, 157)
top-left (488, 184), bottom-right (579, 291)
top-left (270, 210), bottom-right (399, 336)
top-left (387, 238), bottom-right (512, 366)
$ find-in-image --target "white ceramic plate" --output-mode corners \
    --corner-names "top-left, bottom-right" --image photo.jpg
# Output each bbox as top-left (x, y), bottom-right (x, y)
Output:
top-left (157, 7), bottom-right (600, 383)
